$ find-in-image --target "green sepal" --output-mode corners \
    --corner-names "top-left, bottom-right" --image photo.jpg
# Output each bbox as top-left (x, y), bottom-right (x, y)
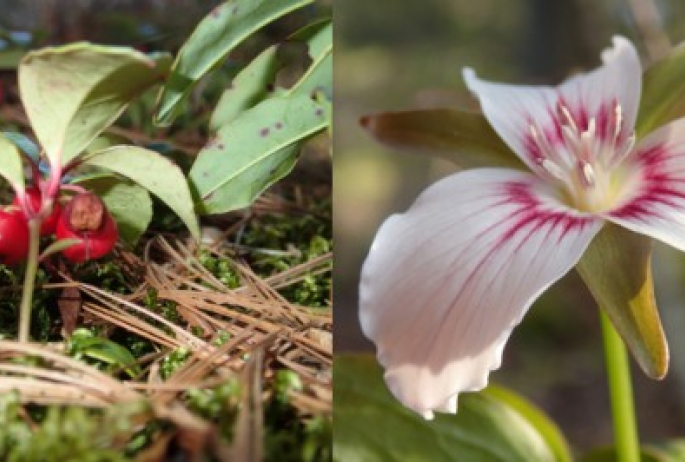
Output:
top-left (576, 224), bottom-right (668, 379)
top-left (361, 109), bottom-right (523, 169)
top-left (637, 41), bottom-right (685, 139)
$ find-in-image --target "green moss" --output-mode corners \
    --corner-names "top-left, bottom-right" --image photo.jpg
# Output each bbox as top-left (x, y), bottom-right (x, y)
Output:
top-left (159, 346), bottom-right (191, 379)
top-left (0, 392), bottom-right (150, 461)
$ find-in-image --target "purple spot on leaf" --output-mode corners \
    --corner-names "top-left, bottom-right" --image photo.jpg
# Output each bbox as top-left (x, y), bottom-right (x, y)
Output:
top-left (315, 108), bottom-right (324, 117)
top-left (260, 128), bottom-right (270, 137)
top-left (275, 122), bottom-right (284, 130)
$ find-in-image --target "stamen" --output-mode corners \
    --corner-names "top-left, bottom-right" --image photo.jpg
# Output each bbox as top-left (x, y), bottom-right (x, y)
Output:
top-left (541, 159), bottom-right (566, 181)
top-left (609, 133), bottom-right (636, 167)
top-left (557, 103), bottom-right (578, 133)
top-left (613, 103), bottom-right (623, 139)
top-left (579, 118), bottom-right (597, 163)
top-left (580, 162), bottom-right (596, 187)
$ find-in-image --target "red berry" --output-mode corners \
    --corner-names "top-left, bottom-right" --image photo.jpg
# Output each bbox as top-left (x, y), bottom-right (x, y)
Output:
top-left (0, 208), bottom-right (29, 265)
top-left (56, 193), bottom-right (118, 263)
top-left (13, 187), bottom-right (61, 236)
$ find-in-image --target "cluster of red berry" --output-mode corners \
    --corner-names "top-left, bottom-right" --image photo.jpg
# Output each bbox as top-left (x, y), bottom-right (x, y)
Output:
top-left (0, 188), bottom-right (118, 265)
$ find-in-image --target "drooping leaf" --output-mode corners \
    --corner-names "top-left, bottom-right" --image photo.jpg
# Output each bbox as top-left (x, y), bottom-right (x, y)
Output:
top-left (0, 132), bottom-right (25, 193)
top-left (190, 94), bottom-right (327, 214)
top-left (361, 109), bottom-right (522, 169)
top-left (210, 45), bottom-right (280, 130)
top-left (19, 43), bottom-right (171, 167)
top-left (72, 336), bottom-right (140, 378)
top-left (73, 176), bottom-right (153, 245)
top-left (81, 146), bottom-right (200, 240)
top-left (637, 41), bottom-right (685, 138)
top-left (288, 20), bottom-right (332, 100)
top-left (154, 0), bottom-right (314, 126)
top-left (576, 223), bottom-right (668, 379)
top-left (334, 354), bottom-right (566, 462)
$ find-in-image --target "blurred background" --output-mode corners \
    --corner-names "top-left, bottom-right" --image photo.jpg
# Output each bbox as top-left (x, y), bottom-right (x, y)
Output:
top-left (335, 0), bottom-right (685, 452)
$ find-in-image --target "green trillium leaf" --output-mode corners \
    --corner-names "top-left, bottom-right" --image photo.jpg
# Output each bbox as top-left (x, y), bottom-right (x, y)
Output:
top-left (637, 41), bottom-right (685, 139)
top-left (19, 42), bottom-right (171, 167)
top-left (360, 109), bottom-right (523, 169)
top-left (576, 224), bottom-right (668, 379)
top-left (334, 354), bottom-right (570, 462)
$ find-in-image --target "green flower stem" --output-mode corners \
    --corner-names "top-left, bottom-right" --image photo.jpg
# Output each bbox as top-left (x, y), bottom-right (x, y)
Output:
top-left (601, 311), bottom-right (640, 462)
top-left (18, 219), bottom-right (41, 342)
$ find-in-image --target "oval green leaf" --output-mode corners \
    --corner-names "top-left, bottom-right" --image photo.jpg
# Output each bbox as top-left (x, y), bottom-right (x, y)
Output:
top-left (81, 146), bottom-right (200, 240)
top-left (190, 94), bottom-right (327, 214)
top-left (209, 45), bottom-right (280, 130)
top-left (72, 176), bottom-right (153, 245)
top-left (334, 354), bottom-right (566, 462)
top-left (73, 336), bottom-right (140, 378)
top-left (576, 223), bottom-right (668, 379)
top-left (155, 0), bottom-right (314, 126)
top-left (288, 20), bottom-right (332, 100)
top-left (361, 109), bottom-right (523, 169)
top-left (637, 41), bottom-right (685, 138)
top-left (19, 43), bottom-right (171, 167)
top-left (0, 132), bottom-right (25, 193)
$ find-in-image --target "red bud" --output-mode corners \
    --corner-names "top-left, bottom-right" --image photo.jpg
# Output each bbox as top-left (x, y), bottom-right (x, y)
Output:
top-left (56, 193), bottom-right (118, 263)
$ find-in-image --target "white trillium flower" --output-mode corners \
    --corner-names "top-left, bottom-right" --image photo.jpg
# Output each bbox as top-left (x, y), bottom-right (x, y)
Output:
top-left (359, 36), bottom-right (685, 420)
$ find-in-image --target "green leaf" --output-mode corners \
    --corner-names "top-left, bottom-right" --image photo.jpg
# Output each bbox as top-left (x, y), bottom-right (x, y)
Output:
top-left (154, 0), bottom-right (314, 126)
top-left (637, 41), bottom-right (685, 138)
top-left (73, 336), bottom-right (140, 378)
top-left (483, 386), bottom-right (572, 462)
top-left (648, 439), bottom-right (685, 460)
top-left (361, 109), bottom-right (523, 169)
top-left (580, 446), bottom-right (674, 462)
top-left (73, 176), bottom-right (153, 245)
top-left (190, 94), bottom-right (327, 214)
top-left (576, 223), bottom-right (668, 379)
top-left (334, 354), bottom-right (565, 462)
top-left (19, 43), bottom-right (171, 167)
top-left (81, 146), bottom-right (200, 240)
top-left (209, 45), bottom-right (280, 130)
top-left (0, 48), bottom-right (25, 70)
top-left (40, 239), bottom-right (81, 259)
top-left (288, 20), bottom-right (332, 100)
top-left (0, 132), bottom-right (26, 193)
top-left (3, 131), bottom-right (39, 160)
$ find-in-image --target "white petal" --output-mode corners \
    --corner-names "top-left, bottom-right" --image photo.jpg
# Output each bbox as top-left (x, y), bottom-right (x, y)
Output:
top-left (463, 36), bottom-right (641, 171)
top-left (359, 169), bottom-right (602, 417)
top-left (604, 118), bottom-right (685, 251)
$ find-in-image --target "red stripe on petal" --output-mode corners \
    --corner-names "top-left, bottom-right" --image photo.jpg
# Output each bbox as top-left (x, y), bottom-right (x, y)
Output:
top-left (503, 182), bottom-right (593, 245)
top-left (611, 144), bottom-right (685, 220)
